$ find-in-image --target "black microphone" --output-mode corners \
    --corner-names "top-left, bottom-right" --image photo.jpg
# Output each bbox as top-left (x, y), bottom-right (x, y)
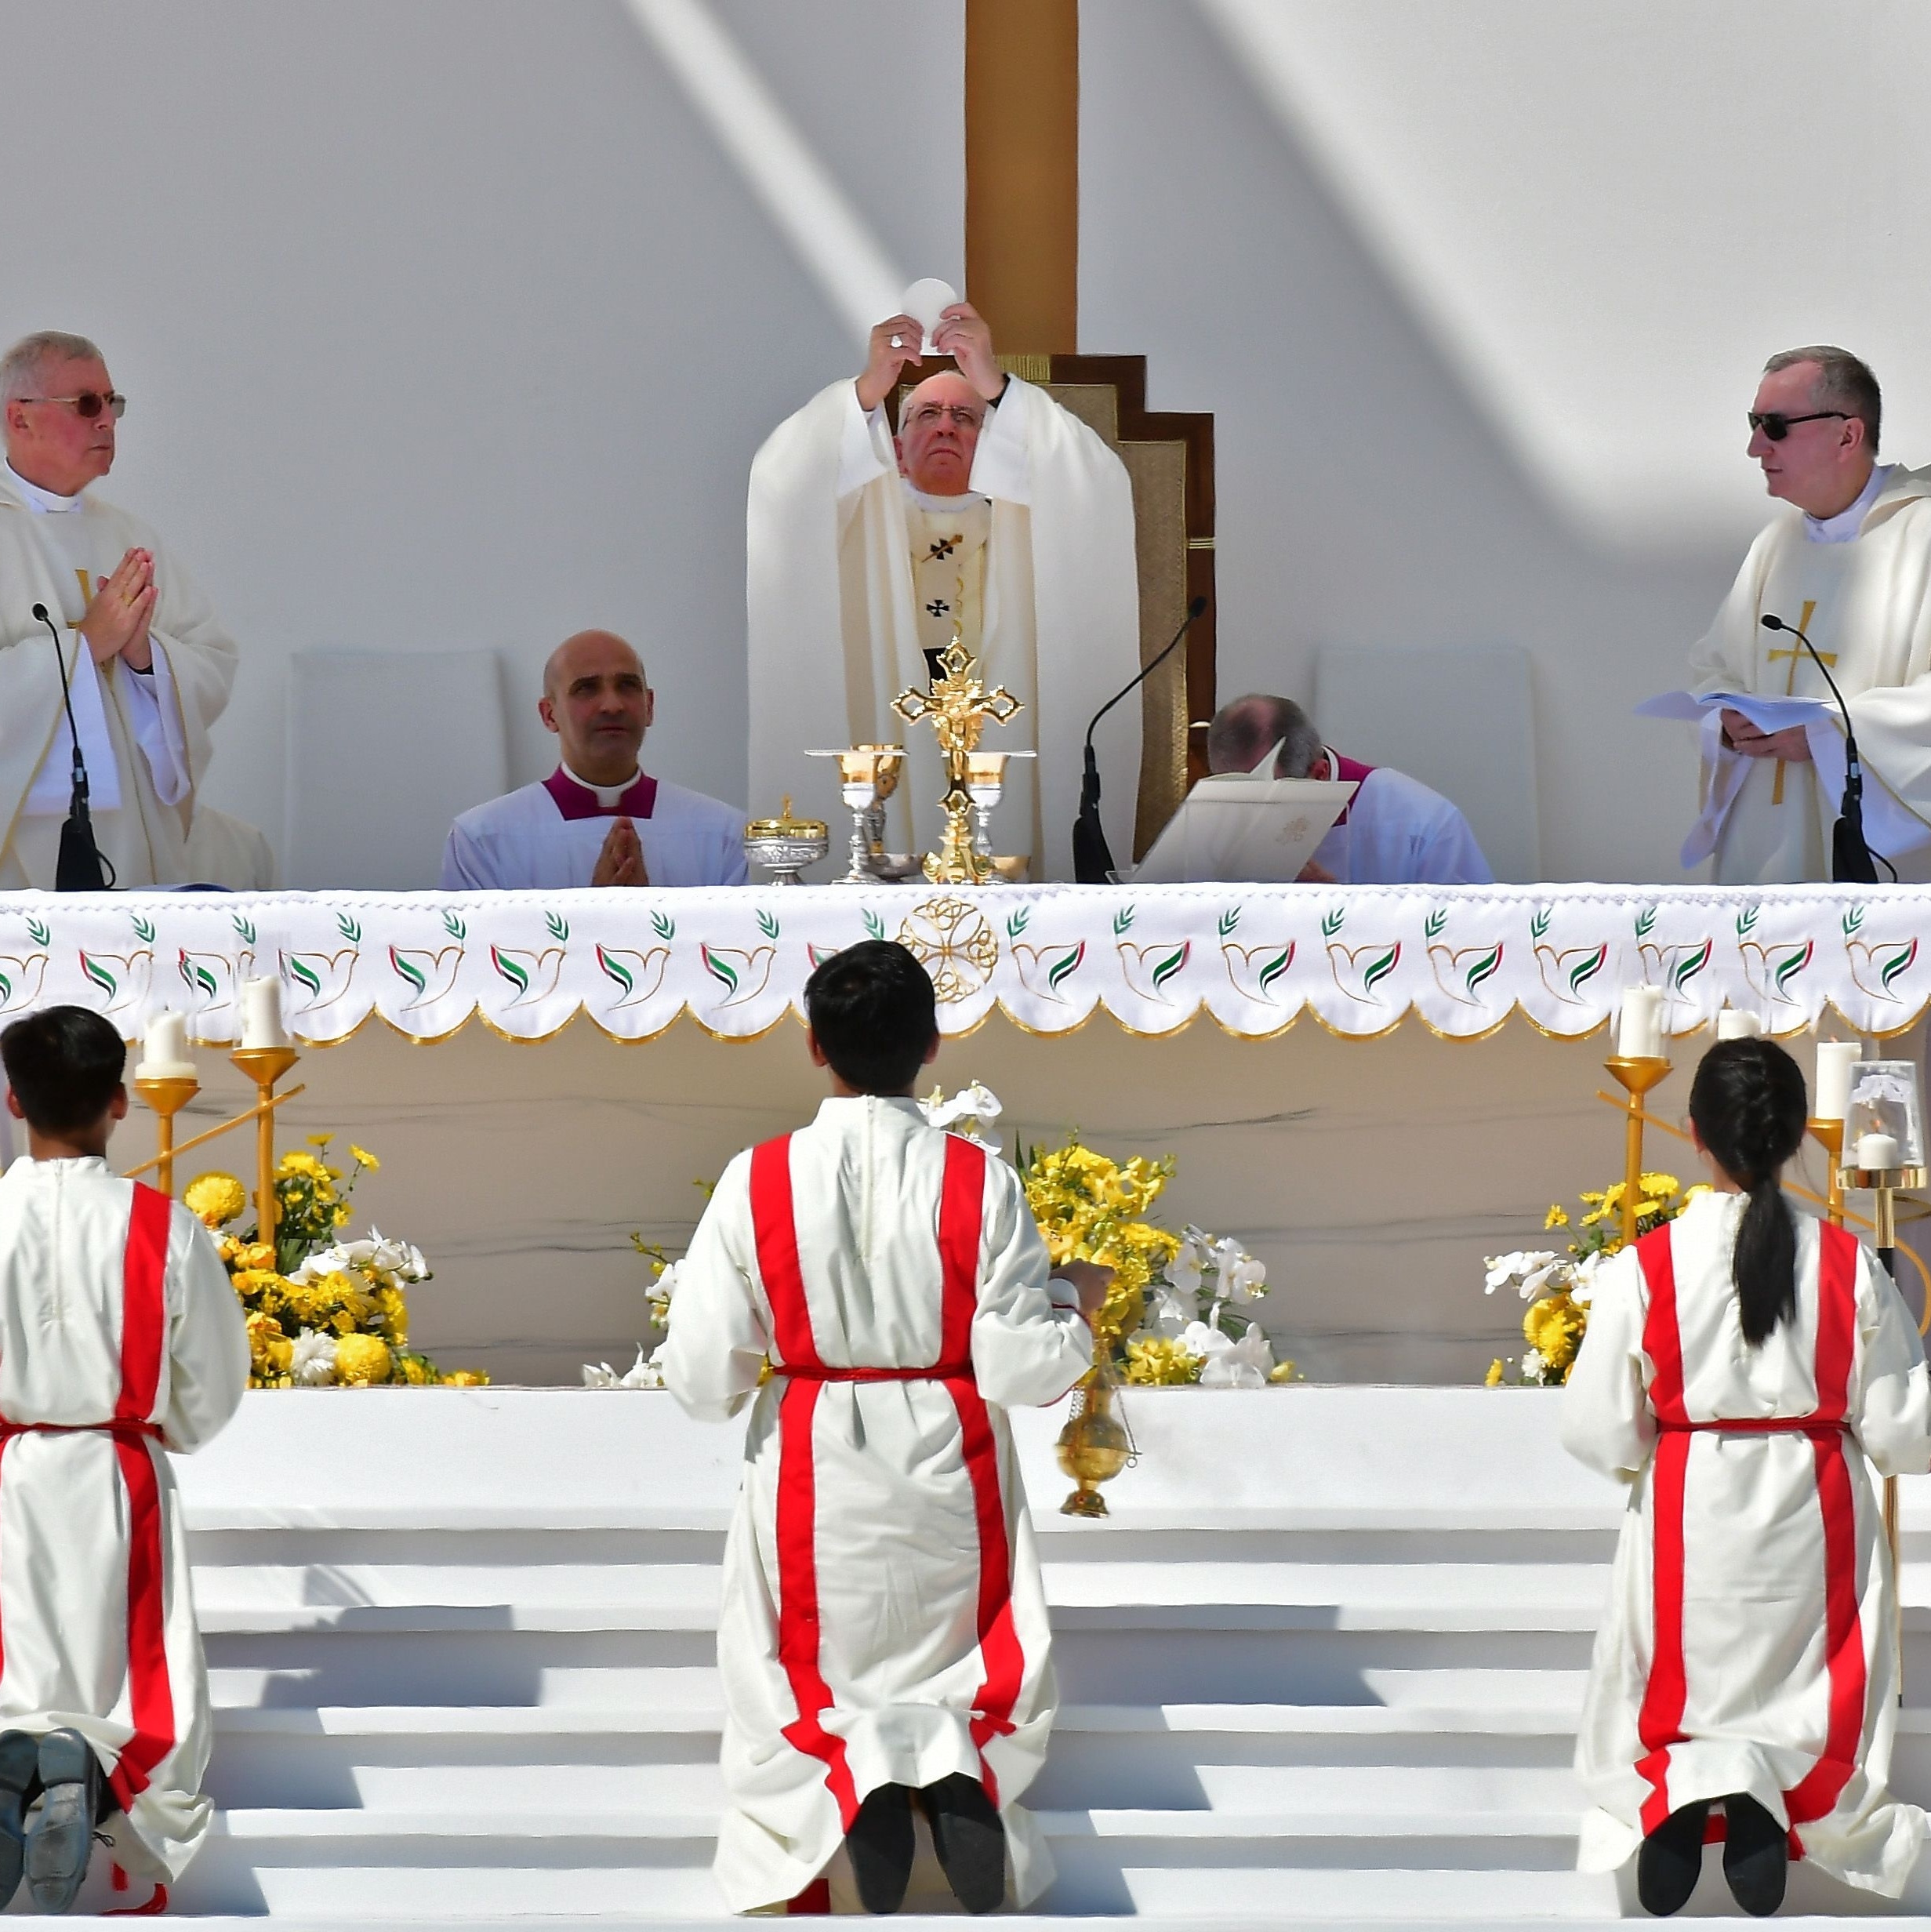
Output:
top-left (31, 602), bottom-right (111, 892)
top-left (1073, 595), bottom-right (1207, 884)
top-left (1759, 612), bottom-right (1878, 884)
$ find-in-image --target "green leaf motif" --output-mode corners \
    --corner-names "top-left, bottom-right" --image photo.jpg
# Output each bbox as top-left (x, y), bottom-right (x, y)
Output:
top-left (233, 915), bottom-right (257, 946)
top-left (757, 910), bottom-right (781, 941)
top-left (443, 912), bottom-right (467, 941)
top-left (388, 947), bottom-right (427, 997)
top-left (652, 910), bottom-right (676, 942)
top-left (26, 920), bottom-right (49, 947)
top-left (1530, 906), bottom-right (1552, 941)
top-left (1843, 906), bottom-right (1866, 939)
top-left (132, 916), bottom-right (156, 945)
top-left (597, 945), bottom-right (633, 995)
top-left (863, 911), bottom-right (887, 942)
top-left (1113, 906), bottom-right (1137, 935)
top-left (490, 946), bottom-right (530, 995)
top-left (702, 946), bottom-right (740, 996)
top-left (1425, 908), bottom-right (1447, 940)
top-left (1219, 907), bottom-right (1241, 939)
top-left (1635, 906), bottom-right (1657, 940)
top-left (1736, 905), bottom-right (1759, 939)
top-left (338, 914), bottom-right (363, 944)
top-left (1321, 906), bottom-right (1345, 939)
top-left (546, 913), bottom-right (570, 942)
top-left (1007, 906), bottom-right (1031, 939)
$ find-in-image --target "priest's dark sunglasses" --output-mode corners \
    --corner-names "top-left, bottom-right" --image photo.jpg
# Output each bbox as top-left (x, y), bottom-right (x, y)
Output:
top-left (1747, 409), bottom-right (1849, 441)
top-left (14, 390), bottom-right (127, 420)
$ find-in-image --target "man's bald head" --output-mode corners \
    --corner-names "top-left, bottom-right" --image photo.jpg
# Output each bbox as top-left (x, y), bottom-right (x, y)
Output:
top-left (896, 369), bottom-right (989, 497)
top-left (1207, 695), bottom-right (1323, 779)
top-left (538, 630), bottom-right (655, 785)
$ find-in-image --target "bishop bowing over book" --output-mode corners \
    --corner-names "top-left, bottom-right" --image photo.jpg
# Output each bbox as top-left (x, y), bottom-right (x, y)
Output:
top-left (747, 290), bottom-right (1141, 882)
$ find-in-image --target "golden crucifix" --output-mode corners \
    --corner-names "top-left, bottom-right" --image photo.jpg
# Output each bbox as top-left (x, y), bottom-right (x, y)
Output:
top-left (892, 634), bottom-right (1023, 883)
top-left (1762, 597), bottom-right (1832, 806)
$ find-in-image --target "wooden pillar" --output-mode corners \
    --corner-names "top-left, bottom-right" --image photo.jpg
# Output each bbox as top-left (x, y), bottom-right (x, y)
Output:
top-left (964, 0), bottom-right (1078, 355)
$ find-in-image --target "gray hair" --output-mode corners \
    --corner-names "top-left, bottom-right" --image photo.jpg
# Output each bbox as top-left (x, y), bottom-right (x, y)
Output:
top-left (1207, 694), bottom-right (1322, 779)
top-left (0, 332), bottom-right (105, 407)
top-left (1762, 344), bottom-right (1881, 451)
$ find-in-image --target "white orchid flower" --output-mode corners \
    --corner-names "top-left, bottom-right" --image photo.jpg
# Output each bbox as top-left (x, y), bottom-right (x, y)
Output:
top-left (1181, 1317), bottom-right (1274, 1389)
top-left (1568, 1250), bottom-right (1605, 1308)
top-left (1212, 1236), bottom-right (1269, 1302)
top-left (1147, 1281), bottom-right (1193, 1336)
top-left (290, 1328), bottom-right (338, 1387)
top-left (918, 1081), bottom-right (1006, 1153)
top-left (584, 1343), bottom-right (664, 1390)
top-left (1483, 1250), bottom-right (1565, 1298)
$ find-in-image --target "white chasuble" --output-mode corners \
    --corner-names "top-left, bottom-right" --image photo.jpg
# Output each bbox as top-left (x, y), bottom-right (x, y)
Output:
top-left (1686, 466), bottom-right (1931, 884)
top-left (0, 1159), bottom-right (248, 1883)
top-left (1563, 1191), bottom-right (1931, 1894)
top-left (747, 377), bottom-right (1141, 881)
top-left (0, 470), bottom-right (265, 890)
top-left (662, 1097), bottom-right (1093, 1912)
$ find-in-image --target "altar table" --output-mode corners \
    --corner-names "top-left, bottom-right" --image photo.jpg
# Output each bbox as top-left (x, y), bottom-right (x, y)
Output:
top-left (2, 882), bottom-right (1924, 1385)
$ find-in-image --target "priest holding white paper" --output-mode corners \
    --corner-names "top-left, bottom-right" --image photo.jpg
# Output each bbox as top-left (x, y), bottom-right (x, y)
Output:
top-left (1684, 347), bottom-right (1931, 884)
top-left (0, 332), bottom-right (270, 890)
top-left (746, 292), bottom-right (1141, 881)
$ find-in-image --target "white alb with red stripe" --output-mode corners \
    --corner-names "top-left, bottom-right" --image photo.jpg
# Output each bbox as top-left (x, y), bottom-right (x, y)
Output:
top-left (662, 1095), bottom-right (1094, 1913)
top-left (0, 1155), bottom-right (249, 1883)
top-left (1563, 1189), bottom-right (1931, 1894)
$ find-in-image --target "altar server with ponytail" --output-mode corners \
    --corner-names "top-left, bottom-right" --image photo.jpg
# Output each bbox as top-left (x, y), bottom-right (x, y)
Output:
top-left (1564, 1037), bottom-right (1931, 1915)
top-left (0, 1007), bottom-right (248, 1911)
top-left (663, 941), bottom-right (1105, 1915)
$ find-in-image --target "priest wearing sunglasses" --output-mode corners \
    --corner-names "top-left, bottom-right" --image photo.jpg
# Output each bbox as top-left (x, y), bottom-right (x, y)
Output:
top-left (1684, 345), bottom-right (1931, 884)
top-left (0, 331), bottom-right (270, 890)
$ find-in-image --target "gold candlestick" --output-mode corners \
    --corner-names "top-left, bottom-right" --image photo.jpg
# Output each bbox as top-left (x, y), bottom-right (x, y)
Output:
top-left (230, 1045), bottom-right (299, 1245)
top-left (1605, 1055), bottom-right (1671, 1247)
top-left (133, 1075), bottom-right (201, 1198)
top-left (1808, 1117), bottom-right (1847, 1228)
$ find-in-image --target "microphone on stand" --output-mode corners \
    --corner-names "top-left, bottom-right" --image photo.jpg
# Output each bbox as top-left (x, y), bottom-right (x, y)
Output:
top-left (1759, 612), bottom-right (1878, 885)
top-left (31, 603), bottom-right (111, 892)
top-left (1073, 595), bottom-right (1207, 884)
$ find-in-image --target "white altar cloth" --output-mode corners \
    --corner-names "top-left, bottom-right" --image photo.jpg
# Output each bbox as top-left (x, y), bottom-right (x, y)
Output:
top-left (2, 882), bottom-right (1928, 1044)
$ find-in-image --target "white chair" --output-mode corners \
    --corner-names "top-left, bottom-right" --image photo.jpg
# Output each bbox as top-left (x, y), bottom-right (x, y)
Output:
top-left (1312, 642), bottom-right (1539, 881)
top-left (283, 651), bottom-right (509, 889)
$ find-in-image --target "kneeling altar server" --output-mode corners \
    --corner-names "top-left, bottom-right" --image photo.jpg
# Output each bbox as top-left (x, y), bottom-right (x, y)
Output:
top-left (1564, 1037), bottom-right (1931, 1915)
top-left (0, 1008), bottom-right (249, 1911)
top-left (441, 629), bottom-right (747, 889)
top-left (663, 941), bottom-right (1105, 1914)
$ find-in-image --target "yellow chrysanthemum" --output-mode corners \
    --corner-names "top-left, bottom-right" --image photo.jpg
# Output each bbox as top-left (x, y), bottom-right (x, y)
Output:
top-left (442, 1371), bottom-right (490, 1387)
top-left (306, 1133), bottom-right (334, 1148)
top-left (278, 1151), bottom-right (328, 1181)
top-left (245, 1311), bottom-right (293, 1378)
top-left (1485, 1357), bottom-right (1507, 1387)
top-left (184, 1172), bottom-right (247, 1229)
top-left (334, 1333), bottom-right (392, 1386)
top-left (1523, 1291), bottom-right (1586, 1367)
top-left (1639, 1173), bottom-right (1681, 1197)
top-left (349, 1145), bottom-right (379, 1172)
top-left (1123, 1336), bottom-right (1204, 1385)
top-left (1544, 1204), bottom-right (1570, 1229)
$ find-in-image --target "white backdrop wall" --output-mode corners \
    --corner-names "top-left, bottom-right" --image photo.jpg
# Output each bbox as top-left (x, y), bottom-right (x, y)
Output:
top-left (5, 2), bottom-right (1928, 886)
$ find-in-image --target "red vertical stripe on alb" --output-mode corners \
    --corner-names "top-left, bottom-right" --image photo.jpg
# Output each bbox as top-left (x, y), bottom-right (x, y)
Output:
top-left (750, 1137), bottom-right (824, 1371)
top-left (938, 1138), bottom-right (986, 1367)
top-left (1634, 1225), bottom-right (1690, 1831)
top-left (115, 1185), bottom-right (170, 1423)
top-left (106, 1436), bottom-right (175, 1814)
top-left (772, 1378), bottom-right (857, 1828)
top-left (1784, 1222), bottom-right (1866, 1832)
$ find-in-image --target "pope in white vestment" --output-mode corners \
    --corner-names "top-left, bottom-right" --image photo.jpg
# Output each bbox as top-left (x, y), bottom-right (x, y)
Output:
top-left (0, 1157), bottom-right (248, 1886)
top-left (1564, 1191), bottom-right (1931, 1894)
top-left (663, 1098), bottom-right (1094, 1912)
top-left (0, 334), bottom-right (268, 891)
top-left (747, 303), bottom-right (1141, 881)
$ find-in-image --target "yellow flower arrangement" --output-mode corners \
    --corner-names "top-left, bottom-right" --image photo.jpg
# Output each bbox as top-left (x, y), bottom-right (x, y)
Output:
top-left (186, 1139), bottom-right (483, 1390)
top-left (1124, 1335), bottom-right (1205, 1385)
top-left (1022, 1138), bottom-right (1180, 1342)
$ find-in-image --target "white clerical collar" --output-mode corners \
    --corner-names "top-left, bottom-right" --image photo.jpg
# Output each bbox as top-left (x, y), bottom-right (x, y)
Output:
top-left (2, 461), bottom-right (86, 514)
top-left (560, 760), bottom-right (644, 810)
top-left (1803, 463), bottom-right (1890, 544)
top-left (901, 478), bottom-right (987, 514)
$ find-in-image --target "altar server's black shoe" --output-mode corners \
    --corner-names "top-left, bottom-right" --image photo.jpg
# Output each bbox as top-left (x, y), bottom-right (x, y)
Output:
top-left (24, 1728), bottom-right (102, 1914)
top-left (919, 1773), bottom-right (1006, 1914)
top-left (847, 1782), bottom-right (915, 1914)
top-left (1636, 1799), bottom-right (1709, 1916)
top-left (0, 1729), bottom-right (39, 1908)
top-left (1722, 1793), bottom-right (1788, 1917)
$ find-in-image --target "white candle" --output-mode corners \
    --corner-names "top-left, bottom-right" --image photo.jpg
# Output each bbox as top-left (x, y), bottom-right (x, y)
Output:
top-left (1716, 1008), bottom-right (1763, 1040)
top-left (1813, 1041), bottom-right (1860, 1124)
top-left (239, 977), bottom-right (287, 1049)
top-left (1857, 1132), bottom-right (1900, 1171)
top-left (135, 1010), bottom-right (196, 1080)
top-left (1617, 986), bottom-right (1664, 1059)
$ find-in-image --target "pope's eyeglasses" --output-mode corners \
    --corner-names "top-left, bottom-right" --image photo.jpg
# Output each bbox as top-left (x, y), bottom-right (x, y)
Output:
top-left (16, 391), bottom-right (127, 421)
top-left (1748, 409), bottom-right (1849, 441)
